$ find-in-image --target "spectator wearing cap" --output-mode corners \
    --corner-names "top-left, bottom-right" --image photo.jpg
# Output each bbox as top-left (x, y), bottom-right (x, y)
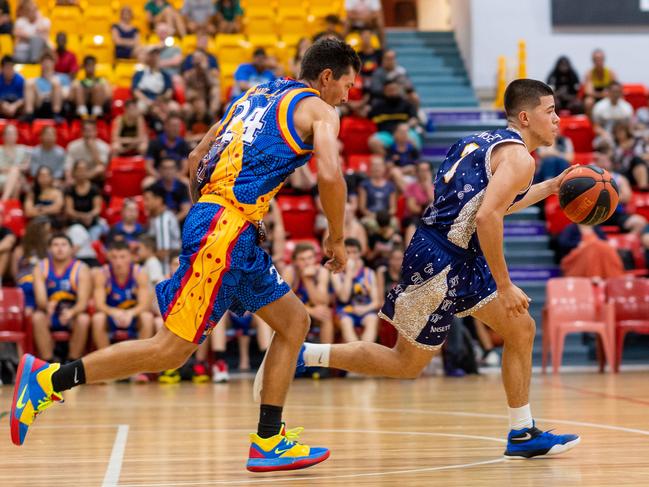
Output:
top-left (0, 55), bottom-right (25, 118)
top-left (232, 48), bottom-right (276, 99)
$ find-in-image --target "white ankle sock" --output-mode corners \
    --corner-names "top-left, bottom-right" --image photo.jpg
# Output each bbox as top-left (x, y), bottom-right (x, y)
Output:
top-left (508, 404), bottom-right (533, 430)
top-left (303, 343), bottom-right (331, 367)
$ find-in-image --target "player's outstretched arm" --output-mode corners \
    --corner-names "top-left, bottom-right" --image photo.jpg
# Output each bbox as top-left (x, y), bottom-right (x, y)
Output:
top-left (506, 166), bottom-right (574, 215)
top-left (187, 122), bottom-right (221, 204)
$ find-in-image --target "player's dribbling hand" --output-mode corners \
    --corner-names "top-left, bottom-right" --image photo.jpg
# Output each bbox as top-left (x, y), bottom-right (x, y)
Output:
top-left (323, 235), bottom-right (347, 274)
top-left (499, 283), bottom-right (531, 318)
top-left (550, 166), bottom-right (577, 193)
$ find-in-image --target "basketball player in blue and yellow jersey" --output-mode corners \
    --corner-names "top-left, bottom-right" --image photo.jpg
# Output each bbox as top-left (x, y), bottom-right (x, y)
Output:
top-left (12, 38), bottom-right (360, 472)
top-left (263, 79), bottom-right (582, 459)
top-left (30, 233), bottom-right (91, 364)
top-left (91, 239), bottom-right (154, 349)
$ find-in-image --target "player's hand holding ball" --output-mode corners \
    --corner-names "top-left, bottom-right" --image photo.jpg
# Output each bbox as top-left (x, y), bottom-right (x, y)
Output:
top-left (558, 164), bottom-right (619, 225)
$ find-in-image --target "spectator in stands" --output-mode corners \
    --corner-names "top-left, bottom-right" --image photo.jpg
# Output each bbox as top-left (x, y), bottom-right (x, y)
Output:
top-left (32, 233), bottom-right (91, 361)
top-left (137, 234), bottom-right (165, 286)
top-left (54, 32), bottom-right (78, 83)
top-left (546, 55), bottom-right (581, 114)
top-left (0, 55), bottom-right (25, 118)
top-left (558, 224), bottom-right (625, 278)
top-left (151, 158), bottom-right (191, 221)
top-left (155, 22), bottom-right (183, 79)
top-left (64, 160), bottom-right (105, 241)
top-left (345, 0), bottom-right (385, 45)
top-left (184, 96), bottom-right (213, 147)
top-left (368, 79), bottom-right (421, 155)
top-left (288, 38), bottom-right (311, 78)
top-left (313, 14), bottom-right (345, 42)
top-left (367, 210), bottom-right (402, 268)
top-left (0, 224), bottom-right (15, 278)
top-left (29, 127), bottom-right (66, 180)
top-left (145, 0), bottom-right (186, 37)
top-left (145, 112), bottom-right (190, 183)
top-left (332, 237), bottom-right (380, 343)
top-left (91, 239), bottom-right (154, 352)
top-left (595, 142), bottom-right (647, 234)
top-left (182, 0), bottom-right (216, 34)
top-left (612, 121), bottom-right (649, 190)
top-left (143, 184), bottom-right (181, 274)
top-left (387, 122), bottom-right (420, 189)
top-left (535, 133), bottom-right (574, 184)
top-left (357, 28), bottom-right (382, 87)
top-left (283, 242), bottom-right (334, 344)
top-left (232, 48), bottom-right (276, 99)
top-left (376, 246), bottom-right (403, 301)
top-left (183, 49), bottom-right (220, 115)
top-left (111, 99), bottom-right (149, 156)
top-left (12, 217), bottom-right (51, 313)
top-left (112, 7), bottom-right (141, 61)
top-left (214, 0), bottom-right (243, 33)
top-left (403, 161), bottom-right (434, 244)
top-left (65, 119), bottom-right (110, 182)
top-left (358, 155), bottom-right (397, 227)
top-left (261, 199), bottom-right (286, 273)
top-left (23, 52), bottom-right (63, 121)
top-left (369, 50), bottom-right (416, 104)
top-left (0, 0), bottom-right (12, 34)
top-left (181, 32), bottom-right (218, 75)
top-left (593, 81), bottom-right (634, 139)
top-left (13, 2), bottom-right (50, 64)
top-left (584, 48), bottom-right (618, 116)
top-left (343, 202), bottom-right (369, 255)
top-left (107, 198), bottom-right (144, 245)
top-left (132, 47), bottom-right (174, 116)
top-left (24, 166), bottom-right (63, 221)
top-left (0, 124), bottom-right (29, 200)
top-left (72, 55), bottom-right (111, 118)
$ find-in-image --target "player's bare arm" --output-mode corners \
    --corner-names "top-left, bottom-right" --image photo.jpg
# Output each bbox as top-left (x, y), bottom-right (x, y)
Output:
top-left (187, 122), bottom-right (221, 204)
top-left (476, 144), bottom-right (535, 317)
top-left (506, 166), bottom-right (575, 214)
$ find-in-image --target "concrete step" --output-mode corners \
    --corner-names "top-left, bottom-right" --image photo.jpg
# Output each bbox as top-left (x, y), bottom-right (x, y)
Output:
top-left (505, 250), bottom-right (555, 267)
top-left (399, 56), bottom-right (465, 68)
top-left (403, 66), bottom-right (467, 77)
top-left (392, 46), bottom-right (461, 57)
top-left (409, 76), bottom-right (471, 87)
top-left (504, 235), bottom-right (550, 251)
top-left (504, 207), bottom-right (541, 221)
top-left (421, 98), bottom-right (479, 108)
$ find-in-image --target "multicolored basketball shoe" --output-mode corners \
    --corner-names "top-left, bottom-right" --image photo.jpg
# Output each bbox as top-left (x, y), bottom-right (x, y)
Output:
top-left (504, 421), bottom-right (580, 459)
top-left (246, 423), bottom-right (330, 472)
top-left (11, 354), bottom-right (63, 446)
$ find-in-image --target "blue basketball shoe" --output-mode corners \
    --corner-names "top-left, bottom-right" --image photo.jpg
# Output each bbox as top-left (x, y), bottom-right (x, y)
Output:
top-left (504, 421), bottom-right (580, 459)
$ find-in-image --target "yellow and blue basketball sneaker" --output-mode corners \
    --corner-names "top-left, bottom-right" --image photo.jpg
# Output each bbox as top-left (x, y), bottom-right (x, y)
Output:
top-left (246, 423), bottom-right (330, 472)
top-left (504, 421), bottom-right (580, 459)
top-left (10, 354), bottom-right (63, 446)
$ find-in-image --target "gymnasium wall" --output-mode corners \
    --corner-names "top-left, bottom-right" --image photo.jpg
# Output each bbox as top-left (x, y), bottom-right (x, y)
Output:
top-left (449, 0), bottom-right (649, 96)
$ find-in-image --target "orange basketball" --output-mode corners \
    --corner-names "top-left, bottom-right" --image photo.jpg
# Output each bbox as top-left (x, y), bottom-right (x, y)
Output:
top-left (558, 165), bottom-right (619, 225)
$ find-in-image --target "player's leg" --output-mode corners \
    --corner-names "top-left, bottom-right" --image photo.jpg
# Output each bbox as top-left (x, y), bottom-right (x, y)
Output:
top-left (32, 310), bottom-right (54, 360)
top-left (91, 312), bottom-right (110, 349)
top-left (360, 313), bottom-right (378, 342)
top-left (68, 313), bottom-right (90, 360)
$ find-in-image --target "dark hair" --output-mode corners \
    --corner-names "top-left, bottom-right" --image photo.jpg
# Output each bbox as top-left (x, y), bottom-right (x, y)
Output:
top-left (291, 241), bottom-right (316, 260)
top-left (300, 38), bottom-right (361, 82)
top-left (253, 47), bottom-right (266, 57)
top-left (138, 234), bottom-right (157, 251)
top-left (124, 99), bottom-right (136, 109)
top-left (609, 80), bottom-right (622, 89)
top-left (143, 184), bottom-right (167, 202)
top-left (344, 237), bottom-right (362, 251)
top-left (71, 159), bottom-right (89, 173)
top-left (504, 79), bottom-right (554, 119)
top-left (324, 14), bottom-right (342, 24)
top-left (1, 55), bottom-right (13, 66)
top-left (33, 165), bottom-right (54, 202)
top-left (107, 239), bottom-right (130, 251)
top-left (48, 232), bottom-right (73, 247)
top-left (83, 55), bottom-right (97, 65)
top-left (22, 217), bottom-right (50, 260)
top-left (376, 210), bottom-right (391, 228)
top-left (40, 51), bottom-right (55, 63)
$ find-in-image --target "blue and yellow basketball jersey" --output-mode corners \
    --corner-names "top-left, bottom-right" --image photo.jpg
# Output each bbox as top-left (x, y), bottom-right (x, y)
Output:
top-left (41, 258), bottom-right (81, 305)
top-left (196, 78), bottom-right (319, 221)
top-left (104, 263), bottom-right (140, 310)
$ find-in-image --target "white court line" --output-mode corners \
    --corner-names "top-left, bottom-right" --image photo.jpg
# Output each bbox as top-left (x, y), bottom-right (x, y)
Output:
top-left (102, 424), bottom-right (130, 487)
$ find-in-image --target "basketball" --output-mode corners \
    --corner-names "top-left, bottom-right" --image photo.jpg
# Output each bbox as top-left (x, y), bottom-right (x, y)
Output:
top-left (558, 165), bottom-right (620, 225)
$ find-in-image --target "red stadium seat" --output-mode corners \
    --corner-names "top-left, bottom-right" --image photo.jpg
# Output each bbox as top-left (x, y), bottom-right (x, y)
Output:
top-left (104, 156), bottom-right (147, 198)
top-left (103, 195), bottom-right (147, 226)
top-left (572, 152), bottom-right (594, 166)
top-left (15, 122), bottom-right (33, 145)
top-left (627, 191), bottom-right (649, 221)
top-left (606, 276), bottom-right (649, 372)
top-left (68, 119), bottom-right (111, 144)
top-left (606, 233), bottom-right (647, 272)
top-left (277, 194), bottom-right (317, 239)
top-left (0, 199), bottom-right (26, 237)
top-left (339, 116), bottom-right (376, 157)
top-left (345, 154), bottom-right (371, 174)
top-left (0, 287), bottom-right (33, 354)
top-left (622, 84), bottom-right (649, 111)
top-left (30, 119), bottom-right (69, 147)
top-left (112, 87), bottom-right (132, 117)
top-left (544, 193), bottom-right (572, 236)
top-left (559, 115), bottom-right (594, 153)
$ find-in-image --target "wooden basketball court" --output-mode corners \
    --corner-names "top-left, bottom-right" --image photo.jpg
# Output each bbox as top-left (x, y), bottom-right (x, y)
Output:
top-left (2, 371), bottom-right (649, 486)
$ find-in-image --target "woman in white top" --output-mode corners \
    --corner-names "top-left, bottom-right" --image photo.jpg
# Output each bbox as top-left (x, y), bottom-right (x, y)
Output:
top-left (0, 124), bottom-right (29, 200)
top-left (13, 2), bottom-right (51, 64)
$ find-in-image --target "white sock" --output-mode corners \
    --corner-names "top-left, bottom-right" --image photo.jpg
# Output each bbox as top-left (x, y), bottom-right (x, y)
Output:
top-left (303, 343), bottom-right (331, 367)
top-left (508, 404), bottom-right (533, 430)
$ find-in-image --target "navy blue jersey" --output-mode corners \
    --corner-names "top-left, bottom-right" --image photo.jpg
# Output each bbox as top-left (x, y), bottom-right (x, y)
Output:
top-left (421, 128), bottom-right (531, 251)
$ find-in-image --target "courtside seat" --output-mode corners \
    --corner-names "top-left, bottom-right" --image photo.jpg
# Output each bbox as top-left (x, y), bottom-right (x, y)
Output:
top-left (0, 199), bottom-right (26, 238)
top-left (559, 115), bottom-right (594, 153)
top-left (622, 84), bottom-right (649, 111)
top-left (339, 116), bottom-right (376, 156)
top-left (606, 233), bottom-right (647, 273)
top-left (572, 152), bottom-right (594, 166)
top-left (104, 156), bottom-right (147, 198)
top-left (544, 193), bottom-right (573, 236)
top-left (277, 194), bottom-right (317, 239)
top-left (0, 287), bottom-right (33, 355)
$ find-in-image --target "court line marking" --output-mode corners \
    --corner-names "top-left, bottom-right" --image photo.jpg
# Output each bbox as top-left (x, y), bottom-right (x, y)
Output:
top-left (549, 382), bottom-right (649, 407)
top-left (102, 424), bottom-right (129, 487)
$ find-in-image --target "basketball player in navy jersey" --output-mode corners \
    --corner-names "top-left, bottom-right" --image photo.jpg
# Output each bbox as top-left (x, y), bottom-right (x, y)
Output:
top-left (257, 79), bottom-right (580, 459)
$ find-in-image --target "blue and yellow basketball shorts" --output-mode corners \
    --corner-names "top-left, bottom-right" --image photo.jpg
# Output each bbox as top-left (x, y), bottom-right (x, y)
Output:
top-left (18, 280), bottom-right (35, 309)
top-left (379, 225), bottom-right (497, 350)
top-left (157, 202), bottom-right (290, 345)
top-left (108, 316), bottom-right (138, 339)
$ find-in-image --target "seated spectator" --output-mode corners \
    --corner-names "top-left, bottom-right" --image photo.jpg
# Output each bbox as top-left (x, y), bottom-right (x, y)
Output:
top-left (145, 0), bottom-right (186, 37)
top-left (132, 47), bottom-right (174, 116)
top-left (345, 0), bottom-right (384, 45)
top-left (332, 237), bottom-right (380, 343)
top-left (546, 55), bottom-right (581, 113)
top-left (387, 122), bottom-right (420, 188)
top-left (111, 99), bottom-right (149, 156)
top-left (368, 80), bottom-right (421, 155)
top-left (288, 38), bottom-right (311, 78)
top-left (32, 233), bottom-right (91, 361)
top-left (283, 242), bottom-right (334, 344)
top-left (91, 239), bottom-right (154, 355)
top-left (181, 32), bottom-right (219, 75)
top-left (0, 223), bottom-right (15, 278)
top-left (0, 55), bottom-right (25, 118)
top-left (107, 198), bottom-right (145, 245)
top-left (376, 246), bottom-right (403, 301)
top-left (28, 127), bottom-right (66, 180)
top-left (54, 32), bottom-right (79, 89)
top-left (13, 2), bottom-right (50, 64)
top-left (367, 210), bottom-right (402, 268)
top-left (558, 224), bottom-right (625, 278)
top-left (584, 48), bottom-right (618, 116)
top-left (24, 165), bottom-right (64, 219)
top-left (214, 0), bottom-right (243, 34)
top-left (612, 121), bottom-right (649, 190)
top-left (593, 81), bottom-right (633, 139)
top-left (357, 28), bottom-right (382, 87)
top-left (261, 199), bottom-right (286, 272)
top-left (72, 55), bottom-right (111, 118)
top-left (65, 119), bottom-right (110, 182)
top-left (183, 49), bottom-right (220, 115)
top-left (155, 22), bottom-right (183, 79)
top-left (535, 134), bottom-right (573, 184)
top-left (137, 234), bottom-right (165, 286)
top-left (24, 52), bottom-right (63, 120)
top-left (358, 155), bottom-right (397, 227)
top-left (12, 216), bottom-right (51, 312)
top-left (0, 0), bottom-right (12, 34)
top-left (184, 96), bottom-right (213, 147)
top-left (0, 124), bottom-right (29, 200)
top-left (369, 50), bottom-right (416, 104)
top-left (232, 48), bottom-right (276, 99)
top-left (143, 184), bottom-right (181, 274)
top-left (112, 7), bottom-right (141, 61)
top-left (145, 113), bottom-right (189, 184)
top-left (343, 202), bottom-right (369, 255)
top-left (151, 158), bottom-right (191, 221)
top-left (64, 160), bottom-right (105, 241)
top-left (182, 0), bottom-right (216, 34)
top-left (313, 14), bottom-right (345, 42)
top-left (595, 143), bottom-right (647, 234)
top-left (403, 161), bottom-right (434, 244)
